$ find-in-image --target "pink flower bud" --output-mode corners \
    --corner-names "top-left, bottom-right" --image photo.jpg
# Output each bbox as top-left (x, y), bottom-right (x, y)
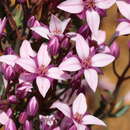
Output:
top-left (8, 95), bottom-right (17, 104)
top-left (16, 82), bottom-right (32, 99)
top-left (5, 119), bottom-right (17, 130)
top-left (27, 96), bottom-right (39, 116)
top-left (110, 42), bottom-right (120, 58)
top-left (19, 112), bottom-right (28, 124)
top-left (48, 36), bottom-right (60, 56)
top-left (61, 37), bottom-right (70, 49)
top-left (27, 16), bottom-right (36, 28)
top-left (6, 108), bottom-right (13, 117)
top-left (23, 120), bottom-right (33, 130)
top-left (1, 64), bottom-right (15, 80)
top-left (0, 17), bottom-right (6, 37)
top-left (128, 41), bottom-right (130, 49)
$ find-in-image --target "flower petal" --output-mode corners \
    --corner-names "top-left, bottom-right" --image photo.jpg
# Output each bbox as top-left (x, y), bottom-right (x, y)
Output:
top-left (37, 44), bottom-right (51, 67)
top-left (47, 67), bottom-right (70, 80)
top-left (71, 34), bottom-right (89, 60)
top-left (86, 10), bottom-right (100, 36)
top-left (57, 0), bottom-right (84, 14)
top-left (82, 115), bottom-right (106, 126)
top-left (72, 93), bottom-right (87, 115)
top-left (20, 40), bottom-right (36, 58)
top-left (61, 18), bottom-right (71, 33)
top-left (59, 57), bottom-right (81, 72)
top-left (84, 69), bottom-right (98, 92)
top-left (116, 22), bottom-right (130, 36)
top-left (116, 1), bottom-right (130, 20)
top-left (95, 0), bottom-right (116, 9)
top-left (0, 110), bottom-right (9, 125)
top-left (36, 76), bottom-right (50, 98)
top-left (91, 53), bottom-right (115, 67)
top-left (49, 14), bottom-right (62, 34)
top-left (16, 58), bottom-right (36, 73)
top-left (73, 121), bottom-right (86, 130)
top-left (0, 55), bottom-right (18, 67)
top-left (51, 101), bottom-right (71, 118)
top-left (92, 30), bottom-right (106, 45)
top-left (31, 26), bottom-right (50, 39)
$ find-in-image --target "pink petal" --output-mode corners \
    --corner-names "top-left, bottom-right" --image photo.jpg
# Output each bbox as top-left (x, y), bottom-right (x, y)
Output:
top-left (71, 34), bottom-right (89, 60)
top-left (116, 1), bottom-right (130, 20)
top-left (95, 0), bottom-right (116, 9)
top-left (116, 22), bottom-right (130, 36)
top-left (82, 115), bottom-right (106, 126)
top-left (0, 55), bottom-right (18, 67)
top-left (31, 26), bottom-right (50, 39)
top-left (59, 57), bottom-right (81, 72)
top-left (57, 0), bottom-right (84, 14)
top-left (0, 110), bottom-right (9, 125)
top-left (91, 53), bottom-right (115, 67)
top-left (51, 101), bottom-right (71, 118)
top-left (84, 69), bottom-right (98, 92)
top-left (49, 14), bottom-right (62, 34)
top-left (73, 121), bottom-right (86, 130)
top-left (37, 44), bottom-right (51, 67)
top-left (86, 10), bottom-right (100, 36)
top-left (16, 58), bottom-right (36, 73)
top-left (92, 30), bottom-right (106, 45)
top-left (61, 18), bottom-right (71, 33)
top-left (36, 76), bottom-right (50, 98)
top-left (47, 67), bottom-right (70, 80)
top-left (20, 40), bottom-right (36, 58)
top-left (72, 93), bottom-right (87, 115)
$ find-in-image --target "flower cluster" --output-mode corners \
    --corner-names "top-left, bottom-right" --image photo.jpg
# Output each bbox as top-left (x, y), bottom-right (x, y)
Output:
top-left (0, 0), bottom-right (129, 130)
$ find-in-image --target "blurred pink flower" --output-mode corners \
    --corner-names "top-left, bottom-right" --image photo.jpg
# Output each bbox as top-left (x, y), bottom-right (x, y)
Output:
top-left (116, 1), bottom-right (130, 35)
top-left (57, 0), bottom-right (116, 36)
top-left (51, 93), bottom-right (106, 130)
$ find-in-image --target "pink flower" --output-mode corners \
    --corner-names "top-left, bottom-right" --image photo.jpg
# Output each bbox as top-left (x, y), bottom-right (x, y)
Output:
top-left (116, 1), bottom-right (130, 36)
top-left (31, 14), bottom-right (70, 39)
top-left (51, 93), bottom-right (106, 130)
top-left (57, 0), bottom-right (116, 36)
top-left (16, 44), bottom-right (70, 97)
top-left (59, 34), bottom-right (115, 92)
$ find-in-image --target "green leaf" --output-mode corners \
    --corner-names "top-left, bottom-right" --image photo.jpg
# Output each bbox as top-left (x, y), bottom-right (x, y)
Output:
top-left (13, 5), bottom-right (24, 28)
top-left (115, 106), bottom-right (130, 117)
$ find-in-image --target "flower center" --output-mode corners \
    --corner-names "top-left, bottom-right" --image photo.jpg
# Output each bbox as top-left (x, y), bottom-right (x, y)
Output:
top-left (53, 28), bottom-right (62, 35)
top-left (84, 0), bottom-right (95, 9)
top-left (73, 113), bottom-right (83, 123)
top-left (37, 65), bottom-right (48, 75)
top-left (82, 57), bottom-right (92, 68)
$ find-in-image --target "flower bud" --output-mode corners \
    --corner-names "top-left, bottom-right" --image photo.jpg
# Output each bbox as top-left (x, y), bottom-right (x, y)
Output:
top-left (5, 119), bottom-right (17, 130)
top-left (15, 82), bottom-right (32, 99)
top-left (6, 108), bottom-right (13, 117)
top-left (0, 17), bottom-right (6, 37)
top-left (1, 64), bottom-right (15, 80)
top-left (128, 41), bottom-right (130, 49)
top-left (27, 16), bottom-right (36, 28)
top-left (27, 96), bottom-right (39, 116)
top-left (61, 37), bottom-right (70, 49)
top-left (110, 42), bottom-right (120, 58)
top-left (8, 95), bottom-right (17, 104)
top-left (23, 120), bottom-right (33, 130)
top-left (19, 112), bottom-right (28, 124)
top-left (48, 36), bottom-right (60, 56)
